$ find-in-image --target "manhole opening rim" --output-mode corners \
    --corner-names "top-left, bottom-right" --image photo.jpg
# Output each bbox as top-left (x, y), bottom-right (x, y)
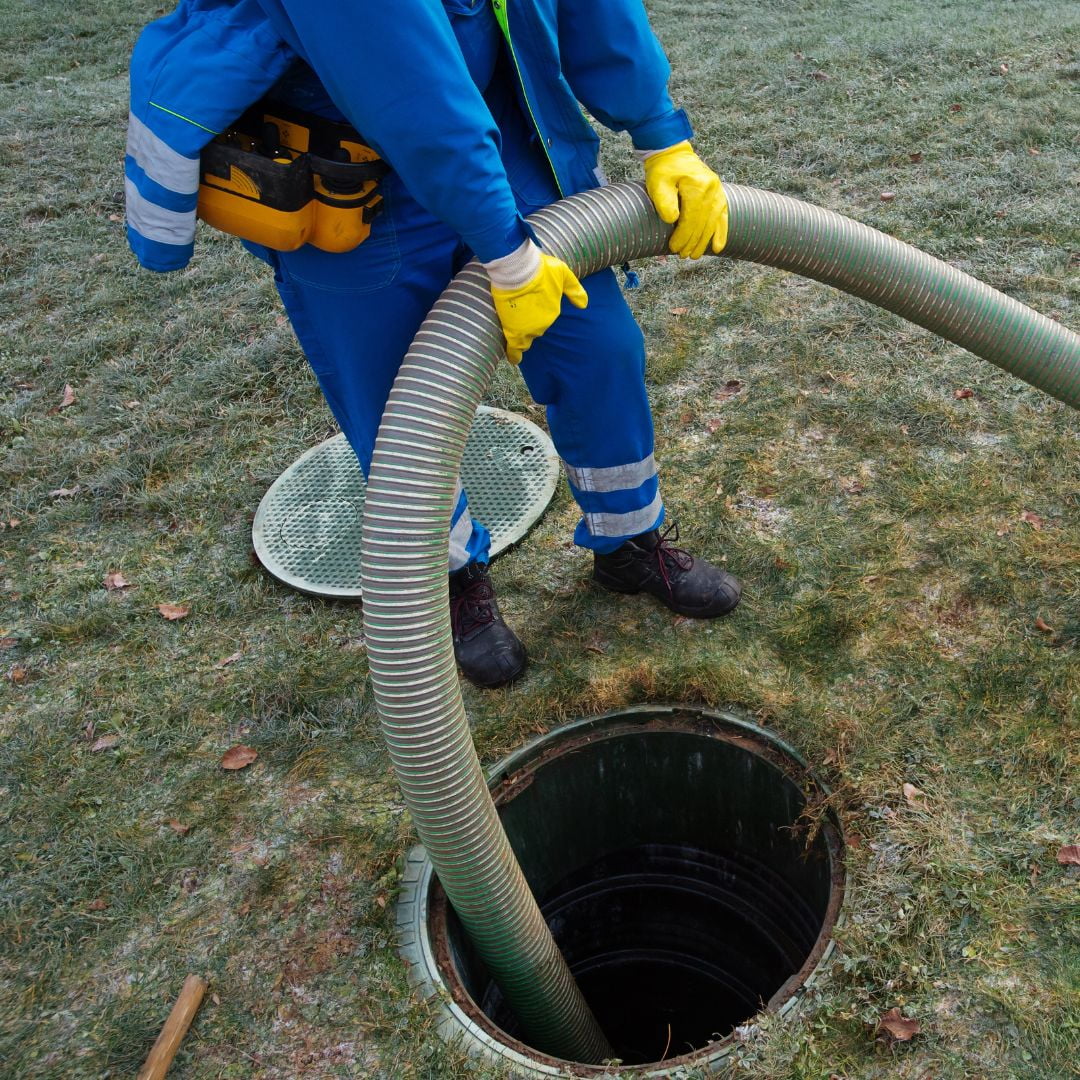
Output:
top-left (406, 705), bottom-right (846, 1077)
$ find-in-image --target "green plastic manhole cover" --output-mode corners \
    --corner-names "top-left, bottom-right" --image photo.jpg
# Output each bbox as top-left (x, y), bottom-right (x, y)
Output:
top-left (253, 406), bottom-right (560, 598)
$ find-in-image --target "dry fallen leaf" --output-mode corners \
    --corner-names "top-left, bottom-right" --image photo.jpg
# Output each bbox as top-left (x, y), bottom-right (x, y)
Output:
top-left (87, 898), bottom-right (109, 911)
top-left (221, 745), bottom-right (258, 770)
top-left (715, 379), bottom-right (743, 403)
top-left (1019, 511), bottom-right (1045, 530)
top-left (953, 387), bottom-right (975, 399)
top-left (48, 486), bottom-right (80, 499)
top-left (705, 418), bottom-right (723, 434)
top-left (879, 192), bottom-right (896, 202)
top-left (810, 69), bottom-right (831, 80)
top-left (167, 819), bottom-right (191, 835)
top-left (949, 103), bottom-right (963, 113)
top-left (1034, 617), bottom-right (1054, 633)
top-left (877, 1008), bottom-right (921, 1042)
top-left (103, 572), bottom-right (133, 591)
top-left (59, 384), bottom-right (76, 409)
top-left (0, 638), bottom-right (17, 650)
top-left (908, 151), bottom-right (924, 164)
top-left (91, 734), bottom-right (120, 752)
top-left (215, 651), bottom-right (242, 668)
top-left (669, 306), bottom-right (689, 316)
top-left (158, 602), bottom-right (190, 621)
top-left (998, 63), bottom-right (1010, 75)
top-left (584, 633), bottom-right (607, 656)
top-left (903, 782), bottom-right (926, 807)
top-left (1056, 845), bottom-right (1080, 866)
top-left (8, 666), bottom-right (28, 684)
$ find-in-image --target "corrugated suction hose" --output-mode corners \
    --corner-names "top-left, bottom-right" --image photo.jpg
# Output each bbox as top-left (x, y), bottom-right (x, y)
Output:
top-left (361, 181), bottom-right (1079, 1063)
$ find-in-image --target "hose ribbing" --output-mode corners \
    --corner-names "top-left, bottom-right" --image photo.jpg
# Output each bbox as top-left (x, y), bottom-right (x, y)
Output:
top-left (362, 181), bottom-right (1078, 1063)
top-left (361, 265), bottom-right (613, 1064)
top-left (720, 185), bottom-right (1079, 406)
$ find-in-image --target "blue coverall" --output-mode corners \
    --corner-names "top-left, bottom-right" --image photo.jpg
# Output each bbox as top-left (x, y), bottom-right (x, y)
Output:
top-left (253, 3), bottom-right (669, 569)
top-left (126, 0), bottom-right (696, 569)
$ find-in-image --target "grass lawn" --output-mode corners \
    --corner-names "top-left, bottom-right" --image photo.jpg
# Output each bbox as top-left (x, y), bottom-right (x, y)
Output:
top-left (1, 1), bottom-right (1077, 1076)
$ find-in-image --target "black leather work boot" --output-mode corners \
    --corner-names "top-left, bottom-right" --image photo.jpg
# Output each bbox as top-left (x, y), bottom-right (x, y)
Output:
top-left (592, 524), bottom-right (742, 618)
top-left (449, 562), bottom-right (527, 689)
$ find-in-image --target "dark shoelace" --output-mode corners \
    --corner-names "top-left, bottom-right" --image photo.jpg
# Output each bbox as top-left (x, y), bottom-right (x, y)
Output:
top-left (449, 575), bottom-right (496, 638)
top-left (650, 523), bottom-right (694, 595)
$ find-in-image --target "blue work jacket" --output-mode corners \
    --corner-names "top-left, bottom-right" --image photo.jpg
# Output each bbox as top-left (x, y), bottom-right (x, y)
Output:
top-left (126, 0), bottom-right (692, 270)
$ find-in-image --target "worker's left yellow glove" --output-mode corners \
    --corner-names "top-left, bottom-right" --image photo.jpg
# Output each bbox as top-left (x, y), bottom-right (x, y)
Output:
top-left (487, 244), bottom-right (588, 365)
top-left (643, 141), bottom-right (729, 260)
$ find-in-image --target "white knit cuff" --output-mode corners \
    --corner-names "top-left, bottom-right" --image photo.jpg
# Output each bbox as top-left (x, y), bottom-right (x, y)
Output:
top-left (633, 141), bottom-right (687, 163)
top-left (482, 238), bottom-right (542, 290)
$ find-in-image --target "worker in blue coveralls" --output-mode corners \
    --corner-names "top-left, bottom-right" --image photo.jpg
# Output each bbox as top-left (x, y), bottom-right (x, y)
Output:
top-left (125, 0), bottom-right (742, 689)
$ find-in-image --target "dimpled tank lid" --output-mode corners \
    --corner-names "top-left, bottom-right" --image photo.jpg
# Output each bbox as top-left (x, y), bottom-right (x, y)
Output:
top-left (252, 406), bottom-right (560, 598)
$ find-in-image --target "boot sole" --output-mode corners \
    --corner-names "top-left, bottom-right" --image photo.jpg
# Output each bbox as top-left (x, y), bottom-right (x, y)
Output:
top-left (457, 660), bottom-right (528, 690)
top-left (593, 571), bottom-right (742, 618)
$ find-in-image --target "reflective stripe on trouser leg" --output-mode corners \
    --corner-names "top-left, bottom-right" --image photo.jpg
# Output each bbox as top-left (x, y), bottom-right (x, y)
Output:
top-left (562, 453), bottom-right (663, 544)
top-left (449, 483), bottom-right (490, 571)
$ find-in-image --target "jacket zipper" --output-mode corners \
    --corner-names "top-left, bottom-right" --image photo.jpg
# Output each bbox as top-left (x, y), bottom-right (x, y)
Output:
top-left (490, 0), bottom-right (564, 197)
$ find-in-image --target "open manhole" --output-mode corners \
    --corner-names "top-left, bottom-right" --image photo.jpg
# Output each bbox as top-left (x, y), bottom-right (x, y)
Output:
top-left (252, 406), bottom-right (560, 598)
top-left (397, 706), bottom-right (845, 1077)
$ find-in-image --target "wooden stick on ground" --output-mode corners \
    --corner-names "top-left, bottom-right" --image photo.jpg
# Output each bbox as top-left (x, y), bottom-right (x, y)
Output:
top-left (136, 974), bottom-right (209, 1080)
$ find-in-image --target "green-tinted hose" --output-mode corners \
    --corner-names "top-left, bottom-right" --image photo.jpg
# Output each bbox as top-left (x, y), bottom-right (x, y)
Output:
top-left (722, 185), bottom-right (1079, 407)
top-left (364, 181), bottom-right (1078, 1067)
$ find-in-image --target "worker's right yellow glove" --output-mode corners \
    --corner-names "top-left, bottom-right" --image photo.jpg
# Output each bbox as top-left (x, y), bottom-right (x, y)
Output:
top-left (488, 246), bottom-right (588, 365)
top-left (643, 141), bottom-right (729, 260)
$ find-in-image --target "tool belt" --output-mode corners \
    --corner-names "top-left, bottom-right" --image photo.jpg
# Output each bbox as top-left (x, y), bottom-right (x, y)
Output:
top-left (197, 100), bottom-right (389, 254)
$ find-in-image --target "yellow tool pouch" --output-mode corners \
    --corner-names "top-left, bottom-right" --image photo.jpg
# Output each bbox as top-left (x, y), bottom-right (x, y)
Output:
top-left (197, 101), bottom-right (389, 253)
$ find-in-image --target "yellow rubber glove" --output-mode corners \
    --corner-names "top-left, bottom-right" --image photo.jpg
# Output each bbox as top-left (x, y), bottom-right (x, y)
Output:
top-left (643, 141), bottom-right (729, 260)
top-left (489, 249), bottom-right (588, 365)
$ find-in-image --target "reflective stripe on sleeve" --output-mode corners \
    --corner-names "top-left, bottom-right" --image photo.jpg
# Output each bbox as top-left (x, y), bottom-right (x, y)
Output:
top-left (126, 112), bottom-right (200, 195)
top-left (124, 177), bottom-right (197, 247)
top-left (563, 453), bottom-right (656, 494)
